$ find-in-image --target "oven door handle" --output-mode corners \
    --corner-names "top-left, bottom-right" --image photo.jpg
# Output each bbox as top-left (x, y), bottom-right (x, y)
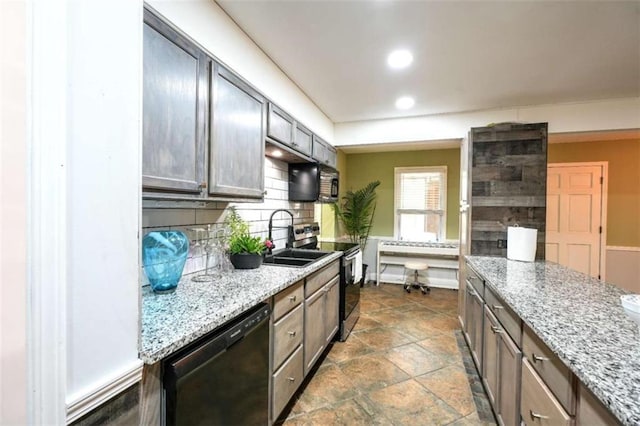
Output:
top-left (344, 250), bottom-right (361, 261)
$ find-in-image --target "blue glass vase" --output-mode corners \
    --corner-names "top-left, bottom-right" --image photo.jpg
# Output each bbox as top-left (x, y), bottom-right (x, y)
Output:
top-left (142, 231), bottom-right (189, 293)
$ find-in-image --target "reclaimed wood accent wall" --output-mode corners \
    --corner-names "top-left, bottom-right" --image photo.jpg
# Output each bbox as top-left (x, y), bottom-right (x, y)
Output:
top-left (470, 123), bottom-right (548, 259)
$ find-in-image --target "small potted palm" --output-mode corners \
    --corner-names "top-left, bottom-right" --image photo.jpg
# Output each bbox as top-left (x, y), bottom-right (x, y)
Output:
top-left (225, 208), bottom-right (271, 269)
top-left (332, 180), bottom-right (381, 283)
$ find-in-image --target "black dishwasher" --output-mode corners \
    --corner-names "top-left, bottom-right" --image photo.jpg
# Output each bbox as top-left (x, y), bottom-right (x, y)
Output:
top-left (163, 303), bottom-right (271, 426)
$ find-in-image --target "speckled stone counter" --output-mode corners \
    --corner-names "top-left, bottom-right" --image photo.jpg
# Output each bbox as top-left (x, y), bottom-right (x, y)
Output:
top-left (466, 256), bottom-right (640, 426)
top-left (140, 251), bottom-right (342, 364)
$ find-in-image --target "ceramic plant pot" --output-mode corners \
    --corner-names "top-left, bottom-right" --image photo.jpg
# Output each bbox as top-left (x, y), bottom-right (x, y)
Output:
top-left (142, 230), bottom-right (189, 293)
top-left (229, 253), bottom-right (263, 270)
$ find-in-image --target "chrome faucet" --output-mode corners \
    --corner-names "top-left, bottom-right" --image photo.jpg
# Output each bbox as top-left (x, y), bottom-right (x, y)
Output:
top-left (267, 209), bottom-right (294, 254)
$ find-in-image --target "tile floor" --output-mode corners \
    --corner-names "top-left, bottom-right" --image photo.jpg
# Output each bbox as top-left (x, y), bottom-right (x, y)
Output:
top-left (279, 283), bottom-right (496, 426)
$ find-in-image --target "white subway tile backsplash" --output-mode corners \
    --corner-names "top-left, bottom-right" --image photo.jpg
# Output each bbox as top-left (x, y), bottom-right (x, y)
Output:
top-left (141, 158), bottom-right (320, 285)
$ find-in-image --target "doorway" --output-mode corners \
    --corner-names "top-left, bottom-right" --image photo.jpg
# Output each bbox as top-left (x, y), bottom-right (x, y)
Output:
top-left (546, 162), bottom-right (608, 279)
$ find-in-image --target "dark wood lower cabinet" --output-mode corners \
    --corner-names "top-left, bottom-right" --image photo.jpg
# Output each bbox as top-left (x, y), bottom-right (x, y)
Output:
top-left (497, 329), bottom-right (522, 426)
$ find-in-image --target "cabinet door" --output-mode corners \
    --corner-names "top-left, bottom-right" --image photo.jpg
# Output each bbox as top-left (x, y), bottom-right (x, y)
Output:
top-left (142, 9), bottom-right (207, 194)
top-left (325, 145), bottom-right (337, 169)
top-left (210, 65), bottom-right (265, 198)
top-left (463, 279), bottom-right (474, 347)
top-left (324, 276), bottom-right (340, 343)
top-left (267, 103), bottom-right (294, 146)
top-left (304, 289), bottom-right (325, 376)
top-left (482, 306), bottom-right (499, 408)
top-left (293, 123), bottom-right (312, 157)
top-left (312, 135), bottom-right (328, 164)
top-left (458, 267), bottom-right (467, 330)
top-left (498, 331), bottom-right (522, 426)
top-left (470, 284), bottom-right (484, 374)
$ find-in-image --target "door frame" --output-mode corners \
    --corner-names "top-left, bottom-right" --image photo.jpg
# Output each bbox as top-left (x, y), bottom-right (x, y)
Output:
top-left (547, 162), bottom-right (608, 280)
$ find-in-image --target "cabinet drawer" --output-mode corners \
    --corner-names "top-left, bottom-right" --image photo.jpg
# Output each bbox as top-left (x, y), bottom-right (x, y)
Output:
top-left (273, 280), bottom-right (303, 321)
top-left (485, 287), bottom-right (521, 346)
top-left (523, 325), bottom-right (576, 415)
top-left (305, 261), bottom-right (339, 297)
top-left (521, 358), bottom-right (572, 426)
top-left (465, 263), bottom-right (484, 299)
top-left (273, 304), bottom-right (303, 370)
top-left (272, 345), bottom-right (303, 419)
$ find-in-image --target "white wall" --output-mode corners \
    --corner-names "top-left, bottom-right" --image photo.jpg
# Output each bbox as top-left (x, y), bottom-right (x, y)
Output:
top-left (334, 97), bottom-right (640, 146)
top-left (147, 0), bottom-right (334, 143)
top-left (0, 1), bottom-right (27, 423)
top-left (64, 0), bottom-right (142, 412)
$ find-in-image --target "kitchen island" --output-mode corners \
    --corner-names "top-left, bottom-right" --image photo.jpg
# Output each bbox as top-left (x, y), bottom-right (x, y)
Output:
top-left (140, 251), bottom-right (342, 363)
top-left (465, 256), bottom-right (640, 426)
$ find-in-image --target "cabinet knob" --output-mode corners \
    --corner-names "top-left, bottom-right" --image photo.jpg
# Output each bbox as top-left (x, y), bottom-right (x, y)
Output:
top-left (492, 305), bottom-right (504, 310)
top-left (288, 331), bottom-right (296, 337)
top-left (287, 377), bottom-right (295, 382)
top-left (490, 325), bottom-right (503, 334)
top-left (532, 353), bottom-right (550, 363)
top-left (199, 182), bottom-right (207, 189)
top-left (530, 410), bottom-right (549, 420)
top-left (289, 295), bottom-right (296, 302)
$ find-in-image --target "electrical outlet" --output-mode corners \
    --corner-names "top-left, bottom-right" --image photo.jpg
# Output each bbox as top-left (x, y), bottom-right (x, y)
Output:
top-left (497, 239), bottom-right (508, 249)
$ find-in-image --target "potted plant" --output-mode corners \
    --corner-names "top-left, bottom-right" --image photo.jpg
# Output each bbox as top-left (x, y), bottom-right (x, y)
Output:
top-left (332, 180), bottom-right (381, 283)
top-left (225, 208), bottom-right (271, 269)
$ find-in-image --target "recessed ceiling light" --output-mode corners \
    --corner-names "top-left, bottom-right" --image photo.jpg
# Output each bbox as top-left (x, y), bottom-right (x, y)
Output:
top-left (271, 149), bottom-right (283, 158)
top-left (395, 96), bottom-right (415, 110)
top-left (387, 49), bottom-right (413, 69)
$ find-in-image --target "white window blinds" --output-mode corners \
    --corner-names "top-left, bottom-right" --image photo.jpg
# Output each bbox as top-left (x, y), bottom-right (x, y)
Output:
top-left (394, 167), bottom-right (447, 241)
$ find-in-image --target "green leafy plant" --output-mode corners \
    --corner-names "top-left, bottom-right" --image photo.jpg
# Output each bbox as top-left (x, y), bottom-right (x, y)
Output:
top-left (224, 208), bottom-right (268, 255)
top-left (331, 180), bottom-right (381, 253)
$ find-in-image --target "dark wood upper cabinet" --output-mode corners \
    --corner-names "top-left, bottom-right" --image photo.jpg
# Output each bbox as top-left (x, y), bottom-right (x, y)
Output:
top-left (293, 122), bottom-right (313, 157)
top-left (267, 103), bottom-right (294, 146)
top-left (209, 64), bottom-right (266, 199)
top-left (312, 135), bottom-right (337, 169)
top-left (142, 9), bottom-right (208, 195)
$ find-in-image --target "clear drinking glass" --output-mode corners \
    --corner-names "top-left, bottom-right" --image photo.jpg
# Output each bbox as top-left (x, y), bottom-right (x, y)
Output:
top-left (192, 225), bottom-right (215, 282)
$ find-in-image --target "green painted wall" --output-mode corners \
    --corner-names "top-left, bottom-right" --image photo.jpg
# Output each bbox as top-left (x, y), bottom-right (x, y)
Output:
top-left (548, 138), bottom-right (640, 247)
top-left (344, 148), bottom-right (460, 240)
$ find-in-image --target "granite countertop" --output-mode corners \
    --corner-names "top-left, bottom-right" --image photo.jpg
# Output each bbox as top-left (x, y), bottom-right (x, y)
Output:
top-left (466, 256), bottom-right (640, 426)
top-left (140, 251), bottom-right (342, 364)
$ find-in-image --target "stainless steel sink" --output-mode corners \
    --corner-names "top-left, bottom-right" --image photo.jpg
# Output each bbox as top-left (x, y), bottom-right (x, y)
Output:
top-left (263, 249), bottom-right (332, 267)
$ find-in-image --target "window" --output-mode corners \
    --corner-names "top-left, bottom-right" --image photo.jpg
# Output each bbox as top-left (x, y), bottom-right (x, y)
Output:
top-left (394, 166), bottom-right (447, 241)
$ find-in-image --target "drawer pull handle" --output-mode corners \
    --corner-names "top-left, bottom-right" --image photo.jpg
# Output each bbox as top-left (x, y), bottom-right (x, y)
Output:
top-left (467, 288), bottom-right (476, 297)
top-left (492, 305), bottom-right (504, 310)
top-left (532, 353), bottom-right (550, 363)
top-left (287, 377), bottom-right (295, 382)
top-left (490, 326), bottom-right (503, 334)
top-left (289, 295), bottom-right (297, 302)
top-left (530, 410), bottom-right (549, 420)
top-left (288, 331), bottom-right (296, 337)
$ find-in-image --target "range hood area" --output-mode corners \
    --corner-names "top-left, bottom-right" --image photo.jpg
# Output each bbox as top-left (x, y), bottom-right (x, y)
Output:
top-left (265, 139), bottom-right (314, 164)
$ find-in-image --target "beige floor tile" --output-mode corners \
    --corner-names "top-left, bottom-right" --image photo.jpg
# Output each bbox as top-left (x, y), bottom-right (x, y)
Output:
top-left (366, 379), bottom-right (462, 426)
top-left (383, 343), bottom-right (448, 377)
top-left (338, 353), bottom-right (410, 392)
top-left (283, 398), bottom-right (377, 426)
top-left (352, 315), bottom-right (383, 332)
top-left (325, 334), bottom-right (375, 364)
top-left (353, 326), bottom-right (413, 351)
top-left (416, 365), bottom-right (477, 418)
top-left (288, 363), bottom-right (358, 415)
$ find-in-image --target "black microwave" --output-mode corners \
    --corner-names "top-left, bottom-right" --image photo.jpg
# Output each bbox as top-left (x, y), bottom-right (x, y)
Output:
top-left (288, 163), bottom-right (339, 203)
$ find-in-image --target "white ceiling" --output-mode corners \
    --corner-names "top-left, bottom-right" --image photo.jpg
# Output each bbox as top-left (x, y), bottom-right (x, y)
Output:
top-left (216, 0), bottom-right (640, 124)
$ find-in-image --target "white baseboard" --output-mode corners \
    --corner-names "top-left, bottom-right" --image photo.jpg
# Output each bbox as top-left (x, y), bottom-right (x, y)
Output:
top-left (66, 362), bottom-right (143, 424)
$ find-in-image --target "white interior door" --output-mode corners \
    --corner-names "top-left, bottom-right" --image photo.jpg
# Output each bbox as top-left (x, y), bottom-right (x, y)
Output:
top-left (546, 164), bottom-right (606, 278)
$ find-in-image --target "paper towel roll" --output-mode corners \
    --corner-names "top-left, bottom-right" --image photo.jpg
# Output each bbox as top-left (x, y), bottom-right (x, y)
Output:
top-left (507, 226), bottom-right (537, 262)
